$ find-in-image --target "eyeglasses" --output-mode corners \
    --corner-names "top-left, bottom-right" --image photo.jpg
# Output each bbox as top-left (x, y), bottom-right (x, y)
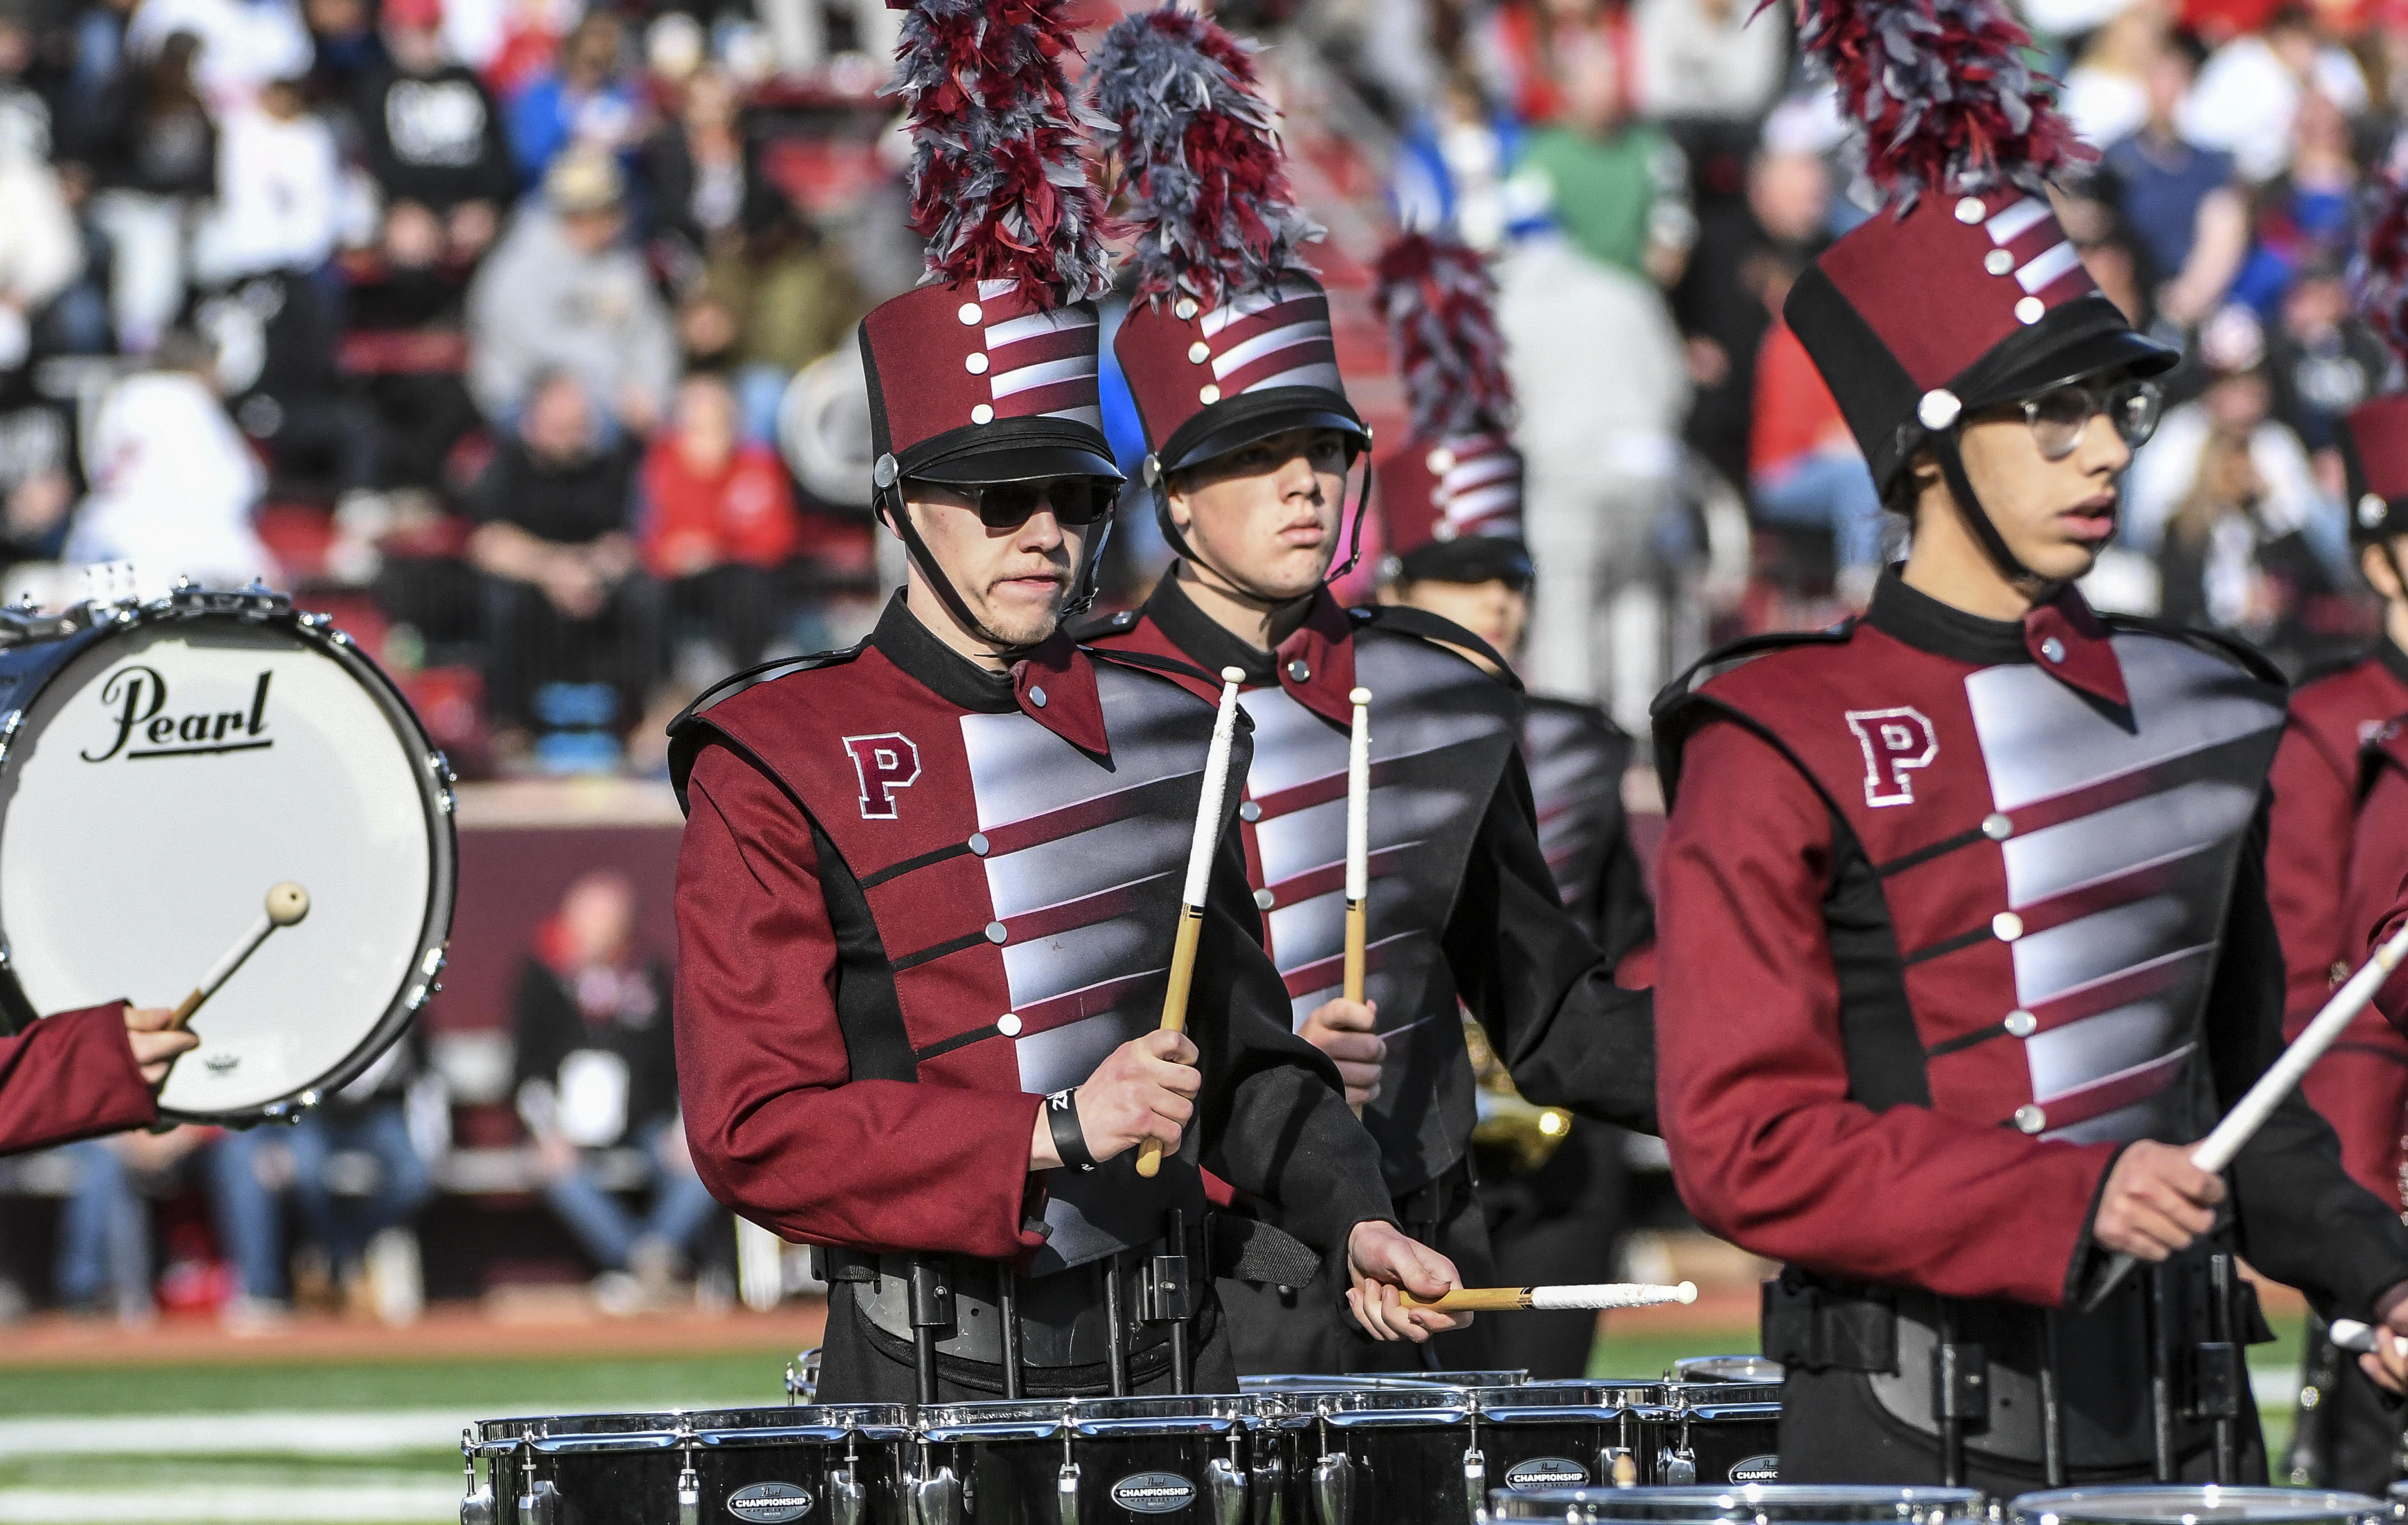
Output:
top-left (966, 478), bottom-right (1119, 528)
top-left (2018, 379), bottom-right (2164, 461)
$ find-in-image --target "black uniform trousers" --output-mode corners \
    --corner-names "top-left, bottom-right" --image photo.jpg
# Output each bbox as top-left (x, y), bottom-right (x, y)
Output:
top-left (817, 1281), bottom-right (1241, 1404)
top-left (2286, 1316), bottom-right (2406, 1493)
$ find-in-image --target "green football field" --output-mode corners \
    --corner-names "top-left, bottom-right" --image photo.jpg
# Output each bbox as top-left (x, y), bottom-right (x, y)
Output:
top-left (0, 1313), bottom-right (2316, 1524)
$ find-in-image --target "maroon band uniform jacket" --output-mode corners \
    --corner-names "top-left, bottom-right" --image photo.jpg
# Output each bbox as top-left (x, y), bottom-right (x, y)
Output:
top-left (0, 1001), bottom-right (153, 1155)
top-left (2268, 645), bottom-right (2408, 1207)
top-left (1654, 573), bottom-right (2408, 1318)
top-left (1074, 577), bottom-right (1657, 1196)
top-left (667, 595), bottom-right (1391, 1276)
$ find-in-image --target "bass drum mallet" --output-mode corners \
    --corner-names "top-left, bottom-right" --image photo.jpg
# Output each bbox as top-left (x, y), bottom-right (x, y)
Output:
top-left (171, 881), bottom-right (311, 1028)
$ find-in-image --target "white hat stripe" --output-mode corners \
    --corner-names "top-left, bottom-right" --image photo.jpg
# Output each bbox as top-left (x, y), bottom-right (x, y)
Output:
top-left (1448, 482), bottom-right (1522, 522)
top-left (1444, 455), bottom-right (1520, 491)
top-left (985, 308), bottom-right (1099, 348)
top-left (991, 354), bottom-right (1100, 398)
top-left (1200, 277), bottom-right (1319, 335)
top-left (1985, 197), bottom-right (2052, 246)
top-left (2015, 240), bottom-right (2084, 294)
top-left (1240, 359), bottom-right (1344, 395)
top-left (1041, 404), bottom-right (1105, 428)
top-left (1212, 320), bottom-right (1335, 380)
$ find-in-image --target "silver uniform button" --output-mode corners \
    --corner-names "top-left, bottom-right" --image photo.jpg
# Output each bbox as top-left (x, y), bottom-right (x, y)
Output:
top-left (2004, 1009), bottom-right (2038, 1038)
top-left (996, 1013), bottom-right (1023, 1037)
top-left (1029, 685), bottom-right (1047, 708)
top-left (967, 832), bottom-right (990, 856)
top-left (1981, 812), bottom-right (2013, 841)
top-left (1115, 612), bottom-right (1135, 626)
top-left (1253, 887), bottom-right (1276, 910)
top-left (2013, 1104), bottom-right (2047, 1134)
top-left (985, 921), bottom-right (1008, 944)
top-left (1984, 249), bottom-right (2014, 275)
top-left (1239, 800), bottom-right (1262, 823)
top-left (2039, 636), bottom-right (2066, 663)
top-left (1955, 195), bottom-right (1987, 224)
top-left (2015, 295), bottom-right (2046, 325)
top-left (1286, 659), bottom-right (1310, 682)
top-left (1992, 911), bottom-right (2025, 941)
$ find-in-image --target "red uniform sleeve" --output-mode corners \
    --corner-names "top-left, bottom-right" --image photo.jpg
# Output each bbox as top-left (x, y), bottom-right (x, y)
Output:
top-left (2273, 725), bottom-right (2408, 1204)
top-left (1656, 720), bottom-right (2119, 1307)
top-left (674, 743), bottom-right (1048, 1260)
top-left (0, 1001), bottom-right (154, 1156)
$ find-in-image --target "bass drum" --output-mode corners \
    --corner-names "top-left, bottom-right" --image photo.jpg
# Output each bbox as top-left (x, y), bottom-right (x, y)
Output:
top-left (0, 587), bottom-right (455, 1121)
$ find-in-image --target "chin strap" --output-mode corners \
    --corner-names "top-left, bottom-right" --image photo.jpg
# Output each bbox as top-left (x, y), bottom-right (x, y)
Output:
top-left (1932, 431), bottom-right (2041, 588)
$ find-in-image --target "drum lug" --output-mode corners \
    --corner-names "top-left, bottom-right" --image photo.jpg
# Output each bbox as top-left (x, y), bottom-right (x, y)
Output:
top-left (460, 1434), bottom-right (494, 1525)
top-left (1308, 1452), bottom-right (1352, 1525)
top-left (1249, 1450), bottom-right (1284, 1525)
top-left (829, 1464), bottom-right (866, 1525)
top-left (675, 1428), bottom-right (700, 1525)
top-left (1055, 1460), bottom-right (1080, 1525)
top-left (1206, 1456), bottom-right (1244, 1525)
top-left (1459, 1447), bottom-right (1485, 1525)
top-left (518, 1478), bottom-right (560, 1525)
top-left (1657, 1446), bottom-right (1696, 1487)
top-left (910, 1463), bottom-right (962, 1525)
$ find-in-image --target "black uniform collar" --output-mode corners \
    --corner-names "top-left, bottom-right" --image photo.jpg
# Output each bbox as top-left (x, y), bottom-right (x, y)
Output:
top-left (2380, 632), bottom-right (2408, 692)
top-left (1865, 567), bottom-right (2129, 708)
top-left (869, 590), bottom-right (1020, 714)
top-left (1142, 571), bottom-right (1280, 687)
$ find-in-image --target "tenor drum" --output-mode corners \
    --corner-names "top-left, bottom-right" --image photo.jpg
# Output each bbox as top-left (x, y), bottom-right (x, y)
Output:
top-left (0, 587), bottom-right (455, 1121)
top-left (1652, 1380), bottom-right (1783, 1486)
top-left (464, 1407), bottom-right (913, 1525)
top-left (2009, 1489), bottom-right (2390, 1525)
top-left (1491, 1485), bottom-right (1981, 1524)
top-left (913, 1394), bottom-right (1258, 1525)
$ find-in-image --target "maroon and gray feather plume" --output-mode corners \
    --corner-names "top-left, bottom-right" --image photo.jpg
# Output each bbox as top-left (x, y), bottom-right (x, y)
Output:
top-left (1085, 3), bottom-right (1320, 308)
top-left (1786, 0), bottom-right (2091, 212)
top-left (889, 0), bottom-right (1112, 307)
top-left (1375, 231), bottom-right (1513, 440)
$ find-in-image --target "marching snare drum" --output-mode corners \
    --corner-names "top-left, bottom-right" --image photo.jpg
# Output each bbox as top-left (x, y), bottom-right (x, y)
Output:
top-left (1490, 1485), bottom-right (1981, 1524)
top-left (1674, 1358), bottom-right (1785, 1386)
top-left (913, 1394), bottom-right (1258, 1525)
top-left (2009, 1489), bottom-right (2391, 1525)
top-left (0, 587), bottom-right (455, 1121)
top-left (1652, 1378), bottom-right (1782, 1487)
top-left (464, 1406), bottom-right (913, 1525)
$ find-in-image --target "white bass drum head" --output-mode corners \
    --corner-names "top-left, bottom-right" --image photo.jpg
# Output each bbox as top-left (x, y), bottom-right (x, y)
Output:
top-left (0, 606), bottom-right (454, 1118)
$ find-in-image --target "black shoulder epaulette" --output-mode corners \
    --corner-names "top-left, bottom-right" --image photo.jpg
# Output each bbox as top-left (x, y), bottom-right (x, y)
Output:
top-left (1082, 645), bottom-right (1222, 691)
top-left (665, 641), bottom-right (867, 738)
top-left (2099, 614), bottom-right (2288, 690)
top-left (1649, 621), bottom-right (1858, 726)
top-left (1065, 607), bottom-right (1144, 643)
top-left (2286, 644), bottom-right (2381, 694)
top-left (1353, 604), bottom-right (1524, 693)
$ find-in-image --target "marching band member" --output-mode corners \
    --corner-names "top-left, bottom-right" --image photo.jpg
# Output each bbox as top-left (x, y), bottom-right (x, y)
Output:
top-left (1073, 8), bottom-right (1655, 1375)
top-left (0, 1003), bottom-right (191, 1156)
top-left (1369, 232), bottom-right (1652, 1381)
top-left (1652, 0), bottom-right (2408, 1488)
top-left (666, 0), bottom-right (1459, 1405)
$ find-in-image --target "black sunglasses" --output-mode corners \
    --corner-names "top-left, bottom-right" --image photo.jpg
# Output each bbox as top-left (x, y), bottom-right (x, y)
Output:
top-left (965, 478), bottom-right (1120, 527)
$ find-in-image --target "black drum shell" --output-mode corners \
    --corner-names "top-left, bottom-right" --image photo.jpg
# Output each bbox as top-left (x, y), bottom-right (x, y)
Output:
top-left (471, 1407), bottom-right (912, 1525)
top-left (917, 1395), bottom-right (1256, 1525)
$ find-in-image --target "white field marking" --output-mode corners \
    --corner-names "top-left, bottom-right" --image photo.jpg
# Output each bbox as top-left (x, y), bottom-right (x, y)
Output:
top-left (0, 1482), bottom-right (459, 1522)
top-left (0, 1401), bottom-right (761, 1458)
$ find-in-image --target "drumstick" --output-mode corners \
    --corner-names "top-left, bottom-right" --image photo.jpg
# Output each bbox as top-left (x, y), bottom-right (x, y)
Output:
top-left (2088, 916), bottom-right (2408, 1307)
top-left (170, 881), bottom-right (310, 1029)
top-left (1343, 687), bottom-right (1371, 1117)
top-left (1135, 667), bottom-right (1247, 1179)
top-left (1398, 1281), bottom-right (1698, 1313)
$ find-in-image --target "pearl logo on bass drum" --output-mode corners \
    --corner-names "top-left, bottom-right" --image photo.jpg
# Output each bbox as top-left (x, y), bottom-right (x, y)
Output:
top-left (725, 1482), bottom-right (813, 1522)
top-left (1108, 1471), bottom-right (1197, 1514)
top-left (1504, 1457), bottom-right (1590, 1490)
top-left (80, 667), bottom-right (274, 762)
top-left (1729, 1455), bottom-right (1780, 1484)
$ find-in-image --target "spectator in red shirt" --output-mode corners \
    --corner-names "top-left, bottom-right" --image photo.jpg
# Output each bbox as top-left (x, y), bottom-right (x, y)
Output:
top-left (1748, 261), bottom-right (1885, 605)
top-left (639, 372), bottom-right (797, 670)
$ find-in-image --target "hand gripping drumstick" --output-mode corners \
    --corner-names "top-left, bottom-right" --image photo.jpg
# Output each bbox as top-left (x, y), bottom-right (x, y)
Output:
top-left (171, 882), bottom-right (311, 1029)
top-left (1135, 668), bottom-right (1248, 1179)
top-left (1399, 1281), bottom-right (1699, 1313)
top-left (1343, 687), bottom-right (1372, 1114)
top-left (2087, 916), bottom-right (2408, 1307)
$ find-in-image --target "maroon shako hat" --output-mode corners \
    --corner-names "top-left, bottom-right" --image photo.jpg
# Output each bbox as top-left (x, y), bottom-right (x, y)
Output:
top-left (1087, 5), bottom-right (1371, 572)
top-left (861, 0), bottom-right (1119, 496)
top-left (2343, 175), bottom-right (2408, 545)
top-left (1781, 0), bottom-right (2174, 575)
top-left (1372, 231), bottom-right (1530, 588)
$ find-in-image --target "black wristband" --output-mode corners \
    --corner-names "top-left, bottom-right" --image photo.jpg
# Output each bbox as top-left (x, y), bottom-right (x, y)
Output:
top-left (1046, 1088), bottom-right (1097, 1171)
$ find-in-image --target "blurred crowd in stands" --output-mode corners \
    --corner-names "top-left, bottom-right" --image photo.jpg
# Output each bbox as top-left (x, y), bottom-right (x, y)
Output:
top-left (0, 0), bottom-right (2399, 751)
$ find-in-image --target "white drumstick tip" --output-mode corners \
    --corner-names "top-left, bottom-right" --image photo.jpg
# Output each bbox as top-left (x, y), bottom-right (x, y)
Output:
top-left (1676, 1280), bottom-right (1698, 1304)
top-left (266, 881), bottom-right (310, 926)
top-left (1220, 666), bottom-right (1246, 683)
top-left (1349, 687), bottom-right (1372, 706)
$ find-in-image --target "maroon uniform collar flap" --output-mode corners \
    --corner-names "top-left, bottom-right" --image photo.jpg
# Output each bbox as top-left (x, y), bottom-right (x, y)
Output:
top-left (1272, 590), bottom-right (1360, 726)
top-left (2024, 589), bottom-right (2128, 709)
top-left (1012, 634), bottom-right (1109, 756)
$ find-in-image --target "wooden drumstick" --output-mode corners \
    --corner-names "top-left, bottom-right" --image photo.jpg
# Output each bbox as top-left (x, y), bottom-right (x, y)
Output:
top-left (171, 881), bottom-right (310, 1029)
top-left (1398, 1280), bottom-right (1698, 1313)
top-left (1135, 668), bottom-right (1247, 1179)
top-left (1343, 687), bottom-right (1371, 1117)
